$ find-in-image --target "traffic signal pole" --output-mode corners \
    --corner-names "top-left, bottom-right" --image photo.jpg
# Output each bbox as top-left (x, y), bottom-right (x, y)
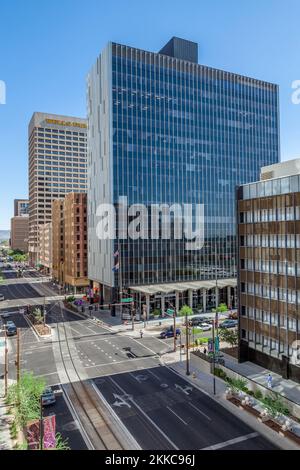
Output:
top-left (4, 329), bottom-right (8, 397)
top-left (185, 312), bottom-right (190, 376)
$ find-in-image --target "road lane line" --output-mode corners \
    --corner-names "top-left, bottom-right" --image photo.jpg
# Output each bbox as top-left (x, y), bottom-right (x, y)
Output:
top-left (188, 402), bottom-right (212, 421)
top-left (201, 432), bottom-right (259, 450)
top-left (166, 406), bottom-right (188, 426)
top-left (109, 376), bottom-right (179, 450)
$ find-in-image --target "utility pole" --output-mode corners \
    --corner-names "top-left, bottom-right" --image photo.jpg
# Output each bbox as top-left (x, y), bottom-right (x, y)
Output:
top-left (212, 319), bottom-right (216, 395)
top-left (4, 329), bottom-right (8, 397)
top-left (16, 328), bottom-right (20, 384)
top-left (131, 301), bottom-right (135, 331)
top-left (173, 312), bottom-right (176, 353)
top-left (142, 303), bottom-right (147, 328)
top-left (185, 312), bottom-right (190, 375)
top-left (166, 301), bottom-right (177, 352)
top-left (39, 396), bottom-right (43, 450)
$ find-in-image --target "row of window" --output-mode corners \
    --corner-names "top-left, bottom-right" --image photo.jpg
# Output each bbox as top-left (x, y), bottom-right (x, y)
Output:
top-left (240, 206), bottom-right (300, 223)
top-left (241, 259), bottom-right (300, 276)
top-left (241, 330), bottom-right (297, 357)
top-left (241, 234), bottom-right (300, 248)
top-left (241, 307), bottom-right (297, 330)
top-left (242, 282), bottom-right (300, 304)
top-left (37, 129), bottom-right (86, 136)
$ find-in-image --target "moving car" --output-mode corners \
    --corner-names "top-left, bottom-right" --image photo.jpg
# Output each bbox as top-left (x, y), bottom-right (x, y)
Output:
top-left (6, 321), bottom-right (17, 336)
top-left (41, 388), bottom-right (56, 406)
top-left (219, 319), bottom-right (238, 329)
top-left (200, 322), bottom-right (212, 331)
top-left (160, 327), bottom-right (181, 339)
top-left (0, 294), bottom-right (4, 301)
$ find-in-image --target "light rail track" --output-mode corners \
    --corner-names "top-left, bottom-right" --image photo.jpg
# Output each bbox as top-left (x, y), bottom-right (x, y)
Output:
top-left (55, 304), bottom-right (124, 450)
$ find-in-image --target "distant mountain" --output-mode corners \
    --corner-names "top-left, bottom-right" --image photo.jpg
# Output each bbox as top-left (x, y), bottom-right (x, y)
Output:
top-left (0, 230), bottom-right (10, 240)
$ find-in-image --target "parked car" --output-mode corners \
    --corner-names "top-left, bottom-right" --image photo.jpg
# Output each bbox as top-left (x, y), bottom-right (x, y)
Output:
top-left (1, 311), bottom-right (10, 318)
top-left (160, 327), bottom-right (181, 339)
top-left (6, 321), bottom-right (17, 336)
top-left (200, 322), bottom-right (212, 331)
top-left (183, 317), bottom-right (201, 327)
top-left (219, 319), bottom-right (238, 329)
top-left (41, 388), bottom-right (56, 406)
top-left (199, 317), bottom-right (213, 324)
top-left (0, 294), bottom-right (5, 301)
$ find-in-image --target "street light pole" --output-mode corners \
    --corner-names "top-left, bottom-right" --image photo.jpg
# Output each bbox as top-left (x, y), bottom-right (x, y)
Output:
top-left (185, 312), bottom-right (190, 375)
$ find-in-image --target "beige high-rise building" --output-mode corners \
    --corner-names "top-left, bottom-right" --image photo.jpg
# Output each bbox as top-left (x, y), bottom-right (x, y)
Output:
top-left (14, 199), bottom-right (29, 216)
top-left (52, 193), bottom-right (88, 292)
top-left (28, 112), bottom-right (87, 266)
top-left (10, 216), bottom-right (29, 253)
top-left (38, 223), bottom-right (52, 274)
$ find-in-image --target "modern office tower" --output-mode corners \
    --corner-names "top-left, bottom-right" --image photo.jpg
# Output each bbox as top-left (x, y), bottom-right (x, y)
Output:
top-left (28, 112), bottom-right (88, 266)
top-left (10, 215), bottom-right (29, 252)
top-left (52, 194), bottom-right (88, 292)
top-left (87, 37), bottom-right (280, 310)
top-left (14, 199), bottom-right (29, 216)
top-left (237, 159), bottom-right (300, 382)
top-left (38, 223), bottom-right (52, 274)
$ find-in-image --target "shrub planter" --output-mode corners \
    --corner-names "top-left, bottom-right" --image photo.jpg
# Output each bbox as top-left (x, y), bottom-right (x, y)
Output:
top-left (27, 315), bottom-right (51, 337)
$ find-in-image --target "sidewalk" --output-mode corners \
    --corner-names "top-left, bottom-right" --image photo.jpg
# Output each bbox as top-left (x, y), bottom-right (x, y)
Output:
top-left (221, 352), bottom-right (300, 407)
top-left (160, 351), bottom-right (299, 450)
top-left (0, 382), bottom-right (13, 450)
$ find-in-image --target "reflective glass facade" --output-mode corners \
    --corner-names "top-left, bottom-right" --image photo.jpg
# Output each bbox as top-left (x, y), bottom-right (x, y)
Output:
top-left (88, 40), bottom-right (280, 290)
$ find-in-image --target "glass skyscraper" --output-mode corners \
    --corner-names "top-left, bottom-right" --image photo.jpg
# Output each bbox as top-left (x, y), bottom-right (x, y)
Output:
top-left (87, 37), bottom-right (280, 303)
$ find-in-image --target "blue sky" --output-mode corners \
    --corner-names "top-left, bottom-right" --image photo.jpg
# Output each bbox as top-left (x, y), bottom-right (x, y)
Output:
top-left (1, 0), bottom-right (300, 229)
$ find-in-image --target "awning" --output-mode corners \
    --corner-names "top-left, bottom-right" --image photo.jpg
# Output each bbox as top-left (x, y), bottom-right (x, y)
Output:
top-left (129, 278), bottom-right (237, 296)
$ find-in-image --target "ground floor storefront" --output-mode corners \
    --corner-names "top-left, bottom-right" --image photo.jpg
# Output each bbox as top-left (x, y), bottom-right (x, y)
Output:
top-left (91, 278), bottom-right (237, 319)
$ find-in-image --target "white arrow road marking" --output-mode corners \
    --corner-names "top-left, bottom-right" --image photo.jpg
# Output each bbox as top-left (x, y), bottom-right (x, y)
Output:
top-left (132, 374), bottom-right (148, 383)
top-left (112, 393), bottom-right (133, 408)
top-left (174, 384), bottom-right (193, 395)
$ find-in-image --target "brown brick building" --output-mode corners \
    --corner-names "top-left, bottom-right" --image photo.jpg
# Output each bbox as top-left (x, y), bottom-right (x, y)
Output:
top-left (237, 159), bottom-right (300, 382)
top-left (52, 193), bottom-right (88, 292)
top-left (10, 216), bottom-right (29, 253)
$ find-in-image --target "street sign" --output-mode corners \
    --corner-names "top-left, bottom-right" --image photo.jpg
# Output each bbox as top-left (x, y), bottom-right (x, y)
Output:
top-left (166, 308), bottom-right (175, 315)
top-left (121, 297), bottom-right (133, 303)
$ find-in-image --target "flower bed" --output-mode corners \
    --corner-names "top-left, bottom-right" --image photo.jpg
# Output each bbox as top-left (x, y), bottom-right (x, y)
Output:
top-left (225, 387), bottom-right (300, 446)
top-left (27, 314), bottom-right (51, 337)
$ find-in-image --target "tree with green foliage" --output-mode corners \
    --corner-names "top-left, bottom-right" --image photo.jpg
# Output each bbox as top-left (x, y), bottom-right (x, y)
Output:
top-left (178, 304), bottom-right (193, 317)
top-left (7, 372), bottom-right (46, 428)
top-left (218, 328), bottom-right (238, 347)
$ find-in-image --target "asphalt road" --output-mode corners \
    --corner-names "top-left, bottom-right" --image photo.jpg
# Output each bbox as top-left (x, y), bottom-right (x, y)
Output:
top-left (0, 267), bottom-right (280, 451)
top-left (43, 386), bottom-right (88, 450)
top-left (94, 366), bottom-right (278, 450)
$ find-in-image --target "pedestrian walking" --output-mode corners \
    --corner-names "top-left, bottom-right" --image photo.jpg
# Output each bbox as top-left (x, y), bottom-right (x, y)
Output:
top-left (267, 373), bottom-right (273, 389)
top-left (203, 347), bottom-right (207, 355)
top-left (140, 329), bottom-right (144, 339)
